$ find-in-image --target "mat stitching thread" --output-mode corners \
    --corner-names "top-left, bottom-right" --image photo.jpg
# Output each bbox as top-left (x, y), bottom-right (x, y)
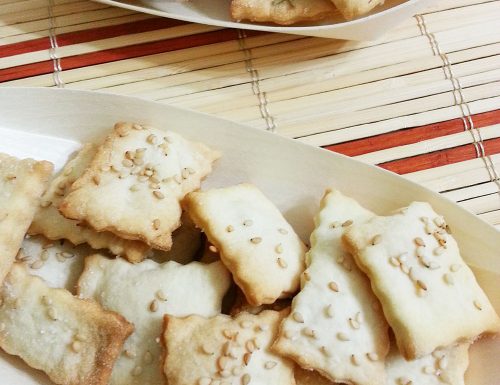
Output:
top-left (237, 30), bottom-right (276, 132)
top-left (415, 14), bottom-right (500, 188)
top-left (48, 0), bottom-right (64, 88)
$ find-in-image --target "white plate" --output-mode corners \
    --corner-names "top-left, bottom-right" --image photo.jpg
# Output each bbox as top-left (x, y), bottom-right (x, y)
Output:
top-left (95, 0), bottom-right (433, 40)
top-left (0, 88), bottom-right (498, 384)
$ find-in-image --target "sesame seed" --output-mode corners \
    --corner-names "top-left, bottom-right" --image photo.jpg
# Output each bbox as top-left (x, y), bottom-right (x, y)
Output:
top-left (152, 219), bottom-right (161, 230)
top-left (371, 234), bottom-right (382, 245)
top-left (242, 373), bottom-right (251, 385)
top-left (337, 332), bottom-right (350, 341)
top-left (336, 255), bottom-right (345, 264)
top-left (292, 312), bottom-right (304, 323)
top-left (277, 257), bottom-right (288, 268)
top-left (132, 366), bottom-right (143, 376)
top-left (31, 260), bottom-right (44, 270)
top-left (200, 344), bottom-right (213, 355)
top-left (149, 300), bottom-right (158, 312)
top-left (132, 123), bottom-right (143, 130)
top-left (226, 225), bottom-right (234, 232)
top-left (250, 237), bottom-right (262, 244)
top-left (424, 224), bottom-right (433, 235)
top-left (328, 281), bottom-right (339, 292)
top-left (432, 349), bottom-right (445, 359)
top-left (56, 253), bottom-right (66, 263)
top-left (143, 351), bottom-right (153, 364)
top-left (122, 159), bottom-right (133, 168)
top-left (208, 245), bottom-right (218, 253)
top-left (474, 300), bottom-right (482, 310)
top-left (61, 252), bottom-right (74, 259)
top-left (389, 257), bottom-right (400, 267)
top-left (443, 273), bottom-right (454, 285)
top-left (434, 216), bottom-right (445, 227)
top-left (15, 249), bottom-right (25, 261)
top-left (330, 221), bottom-right (341, 229)
top-left (275, 243), bottom-right (283, 254)
top-left (284, 330), bottom-right (297, 340)
top-left (438, 238), bottom-right (447, 247)
top-left (232, 366), bottom-right (243, 376)
top-left (5, 173), bottom-right (16, 180)
top-left (125, 151), bottom-right (134, 160)
top-left (181, 168), bottom-right (190, 179)
top-left (40, 250), bottom-right (49, 261)
top-left (71, 341), bottom-right (82, 353)
top-left (187, 167), bottom-right (196, 175)
top-left (450, 264), bottom-right (461, 272)
top-left (303, 271), bottom-right (311, 281)
top-left (416, 246), bottom-right (426, 258)
top-left (41, 296), bottom-right (52, 306)
top-left (40, 200), bottom-right (52, 208)
top-left (366, 352), bottom-right (379, 361)
top-left (351, 354), bottom-right (360, 366)
top-left (240, 320), bottom-right (253, 329)
top-left (243, 352), bottom-right (252, 365)
top-left (349, 318), bottom-right (360, 330)
top-left (173, 174), bottom-right (182, 184)
top-left (156, 290), bottom-right (167, 301)
top-left (320, 346), bottom-right (331, 356)
top-left (434, 246), bottom-right (445, 256)
top-left (437, 356), bottom-right (448, 370)
top-left (130, 184), bottom-right (140, 192)
top-left (414, 237), bottom-right (425, 247)
top-left (303, 327), bottom-right (316, 338)
top-left (219, 370), bottom-right (231, 378)
top-left (243, 219), bottom-right (253, 226)
top-left (342, 219), bottom-right (353, 227)
top-left (153, 190), bottom-right (164, 199)
top-left (422, 365), bottom-right (434, 374)
top-left (0, 323), bottom-right (5, 332)
top-left (245, 340), bottom-right (256, 353)
top-left (324, 304), bottom-right (334, 318)
top-left (146, 134), bottom-right (157, 145)
top-left (47, 307), bottom-right (57, 320)
top-left (217, 356), bottom-right (229, 370)
top-left (264, 361), bottom-right (277, 369)
top-left (222, 329), bottom-right (234, 339)
top-left (429, 261), bottom-right (440, 270)
top-left (445, 225), bottom-right (452, 234)
top-left (400, 263), bottom-right (410, 274)
top-left (257, 323), bottom-right (269, 332)
top-left (134, 158), bottom-right (144, 166)
top-left (278, 228), bottom-right (288, 235)
top-left (75, 333), bottom-right (87, 342)
top-left (144, 170), bottom-right (153, 177)
top-left (397, 253), bottom-right (407, 263)
top-left (416, 280), bottom-right (427, 291)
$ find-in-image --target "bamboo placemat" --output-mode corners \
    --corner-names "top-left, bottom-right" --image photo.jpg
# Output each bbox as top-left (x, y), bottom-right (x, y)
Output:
top-left (1, 0), bottom-right (499, 227)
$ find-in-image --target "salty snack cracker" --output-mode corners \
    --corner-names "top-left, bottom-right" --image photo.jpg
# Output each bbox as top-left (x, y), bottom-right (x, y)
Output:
top-left (330, 0), bottom-right (385, 20)
top-left (273, 189), bottom-right (389, 385)
top-left (0, 263), bottom-right (133, 385)
top-left (78, 254), bottom-right (231, 385)
top-left (386, 342), bottom-right (469, 385)
top-left (231, 0), bottom-right (337, 25)
top-left (60, 122), bottom-right (219, 250)
top-left (344, 202), bottom-right (500, 359)
top-left (29, 143), bottom-right (151, 263)
top-left (162, 310), bottom-right (295, 385)
top-left (0, 153), bottom-right (52, 285)
top-left (294, 367), bottom-right (334, 385)
top-left (184, 183), bottom-right (307, 306)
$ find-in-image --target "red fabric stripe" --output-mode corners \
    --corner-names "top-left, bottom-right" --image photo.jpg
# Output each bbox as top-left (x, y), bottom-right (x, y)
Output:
top-left (378, 137), bottom-right (500, 174)
top-left (325, 109), bottom-right (500, 157)
top-left (0, 38), bottom-right (51, 58)
top-left (0, 60), bottom-right (54, 82)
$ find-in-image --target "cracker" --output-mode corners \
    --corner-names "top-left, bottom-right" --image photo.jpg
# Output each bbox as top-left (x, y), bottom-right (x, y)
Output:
top-left (272, 189), bottom-right (389, 385)
top-left (343, 202), bottom-right (500, 359)
top-left (386, 341), bottom-right (470, 385)
top-left (230, 288), bottom-right (291, 317)
top-left (294, 366), bottom-right (334, 385)
top-left (60, 122), bottom-right (220, 250)
top-left (162, 310), bottom-right (295, 385)
top-left (0, 153), bottom-right (53, 285)
top-left (29, 143), bottom-right (151, 263)
top-left (77, 254), bottom-right (231, 385)
top-left (185, 183), bottom-right (307, 306)
top-left (330, 0), bottom-right (385, 20)
top-left (231, 0), bottom-right (337, 25)
top-left (0, 263), bottom-right (133, 385)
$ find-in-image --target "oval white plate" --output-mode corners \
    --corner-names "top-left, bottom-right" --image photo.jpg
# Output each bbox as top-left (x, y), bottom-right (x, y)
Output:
top-left (95, 0), bottom-right (433, 40)
top-left (0, 88), bottom-right (498, 384)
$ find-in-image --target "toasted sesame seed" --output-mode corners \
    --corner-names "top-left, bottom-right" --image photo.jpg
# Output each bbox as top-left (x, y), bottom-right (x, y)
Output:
top-left (245, 340), bottom-right (256, 353)
top-left (443, 273), bottom-right (454, 285)
top-left (173, 174), bottom-right (182, 184)
top-left (226, 225), bottom-right (234, 232)
top-left (41, 296), bottom-right (52, 306)
top-left (146, 134), bottom-right (157, 145)
top-left (132, 366), bottom-right (143, 376)
top-left (342, 219), bottom-right (353, 227)
top-left (71, 341), bottom-right (81, 353)
top-left (5, 173), bottom-right (16, 180)
top-left (187, 167), bottom-right (196, 175)
top-left (429, 261), bottom-right (440, 270)
top-left (397, 254), bottom-right (407, 263)
top-left (434, 216), bottom-right (445, 227)
top-left (222, 329), bottom-right (234, 339)
top-left (366, 352), bottom-right (379, 361)
top-left (349, 318), bottom-right (360, 330)
top-left (243, 352), bottom-right (252, 365)
top-left (31, 260), bottom-right (44, 270)
top-left (450, 264), bottom-right (461, 272)
top-left (132, 123), bottom-right (143, 130)
top-left (422, 365), bottom-right (434, 374)
top-left (240, 320), bottom-right (253, 329)
top-left (396, 377), bottom-right (410, 385)
top-left (303, 271), bottom-right (311, 281)
top-left (56, 253), bottom-right (66, 263)
top-left (437, 356), bottom-right (448, 370)
top-left (424, 224), bottom-right (433, 235)
top-left (219, 370), bottom-right (231, 378)
top-left (275, 243), bottom-right (283, 254)
top-left (232, 366), bottom-right (243, 376)
top-left (153, 190), bottom-right (164, 199)
top-left (371, 234), bottom-right (382, 245)
top-left (130, 184), bottom-right (140, 192)
top-left (277, 257), bottom-right (288, 268)
top-left (389, 257), bottom-right (400, 267)
top-left (278, 228), bottom-right (288, 235)
top-left (208, 245), bottom-right (218, 253)
top-left (292, 312), bottom-right (304, 323)
top-left (152, 219), bottom-right (161, 230)
top-left (40, 200), bottom-right (52, 208)
top-left (474, 300), bottom-right (482, 310)
top-left (181, 168), bottom-right (190, 179)
top-left (414, 237), bottom-right (425, 247)
top-left (200, 343), bottom-right (214, 355)
top-left (445, 225), bottom-right (452, 234)
top-left (324, 304), bottom-right (334, 318)
top-left (265, 361), bottom-right (277, 369)
top-left (438, 238), bottom-right (447, 247)
top-left (284, 330), bottom-right (297, 340)
top-left (432, 349), bottom-right (445, 359)
top-left (303, 327), bottom-right (316, 338)
top-left (40, 250), bottom-right (49, 261)
top-left (242, 219), bottom-right (253, 226)
top-left (242, 373), bottom-right (251, 385)
top-left (319, 346), bottom-right (331, 356)
top-left (416, 245), bottom-right (426, 258)
top-left (351, 354), bottom-right (360, 366)
top-left (337, 332), bottom-right (350, 341)
top-left (400, 263), bottom-right (410, 274)
top-left (122, 159), bottom-right (134, 168)
top-left (328, 281), bottom-right (339, 292)
top-left (250, 237), bottom-right (262, 244)
top-left (47, 307), bottom-right (57, 320)
top-left (434, 246), bottom-right (445, 256)
top-left (416, 280), bottom-right (427, 291)
top-left (217, 356), bottom-right (229, 370)
top-left (149, 299), bottom-right (158, 312)
top-left (61, 252), bottom-right (74, 259)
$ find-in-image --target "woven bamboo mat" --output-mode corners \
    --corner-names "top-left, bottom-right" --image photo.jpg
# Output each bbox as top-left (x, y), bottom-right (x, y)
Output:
top-left (1, 0), bottom-right (499, 228)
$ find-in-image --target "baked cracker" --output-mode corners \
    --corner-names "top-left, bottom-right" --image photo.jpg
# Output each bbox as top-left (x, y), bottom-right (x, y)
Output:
top-left (330, 0), bottom-right (385, 20)
top-left (231, 0), bottom-right (337, 25)
top-left (386, 341), bottom-right (470, 385)
top-left (60, 122), bottom-right (220, 250)
top-left (77, 254), bottom-right (231, 385)
top-left (344, 202), bottom-right (500, 359)
top-left (0, 263), bottom-right (133, 385)
top-left (273, 189), bottom-right (389, 385)
top-left (29, 143), bottom-right (151, 263)
top-left (162, 310), bottom-right (296, 385)
top-left (0, 153), bottom-right (53, 285)
top-left (184, 183), bottom-right (307, 306)
top-left (294, 366), bottom-right (334, 385)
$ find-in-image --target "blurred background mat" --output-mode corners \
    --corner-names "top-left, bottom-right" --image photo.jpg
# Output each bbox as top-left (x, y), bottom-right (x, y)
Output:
top-left (0, 0), bottom-right (499, 228)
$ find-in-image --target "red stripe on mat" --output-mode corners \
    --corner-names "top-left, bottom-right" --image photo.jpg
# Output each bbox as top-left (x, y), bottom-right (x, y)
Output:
top-left (0, 28), bottom-right (265, 82)
top-left (0, 17), bottom-right (186, 58)
top-left (378, 137), bottom-right (500, 174)
top-left (325, 109), bottom-right (500, 157)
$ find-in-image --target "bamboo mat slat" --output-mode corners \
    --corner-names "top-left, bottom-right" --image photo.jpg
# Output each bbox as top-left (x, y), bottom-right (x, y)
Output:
top-left (0, 0), bottom-right (499, 226)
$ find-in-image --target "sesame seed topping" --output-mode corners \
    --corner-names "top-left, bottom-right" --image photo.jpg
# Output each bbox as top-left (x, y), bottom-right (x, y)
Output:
top-left (398, 253), bottom-right (407, 263)
top-left (200, 343), bottom-right (214, 355)
top-left (156, 290), bottom-right (167, 301)
top-left (243, 219), bottom-right (253, 226)
top-left (122, 159), bottom-right (134, 168)
top-left (434, 216), bottom-right (445, 227)
top-left (232, 366), bottom-right (243, 376)
top-left (351, 354), bottom-right (360, 366)
top-left (130, 184), bottom-right (140, 192)
top-left (217, 356), bottom-right (229, 370)
top-left (438, 238), bottom-right (447, 247)
top-left (5, 173), bottom-right (16, 181)
top-left (422, 365), bottom-right (434, 374)
top-left (275, 243), bottom-right (283, 254)
top-left (424, 224), bottom-right (433, 235)
top-left (0, 323), bottom-right (5, 332)
top-left (40, 200), bottom-right (52, 208)
top-left (324, 304), bottom-right (334, 318)
top-left (75, 333), bottom-right (86, 342)
top-left (450, 264), bottom-right (461, 272)
top-left (303, 271), bottom-right (311, 281)
top-left (349, 318), bottom-right (360, 330)
top-left (303, 327), bottom-right (316, 338)
top-left (474, 300), bottom-right (482, 310)
top-left (209, 245), bottom-right (218, 253)
top-left (337, 332), bottom-right (350, 341)
top-left (342, 219), bottom-right (353, 227)
top-left (277, 257), bottom-right (288, 268)
top-left (56, 253), bottom-right (66, 263)
top-left (250, 237), bottom-right (262, 244)
top-left (416, 280), bottom-right (427, 291)
top-left (389, 257), bottom-right (400, 267)
top-left (31, 260), bottom-right (44, 270)
top-left (328, 281), bottom-right (339, 292)
top-left (144, 351), bottom-right (153, 364)
top-left (428, 261), bottom-right (440, 270)
top-left (132, 366), bottom-right (143, 376)
top-left (226, 225), bottom-right (234, 232)
top-left (320, 346), bottom-right (331, 356)
top-left (240, 320), bottom-right (253, 329)
top-left (71, 341), bottom-right (81, 353)
top-left (173, 174), bottom-right (182, 184)
top-left (292, 312), bottom-right (304, 323)
top-left (264, 361), bottom-right (277, 369)
top-left (132, 123), bottom-right (143, 130)
top-left (242, 373), bottom-right (251, 385)
top-left (40, 250), bottom-right (49, 261)
top-left (371, 234), bottom-right (382, 245)
top-left (245, 340), bottom-right (257, 353)
top-left (443, 273), bottom-right (454, 285)
top-left (416, 246), bottom-right (426, 258)
top-left (366, 352), bottom-right (379, 361)
top-left (41, 296), bottom-right (52, 306)
top-left (198, 377), bottom-right (211, 385)
top-left (437, 356), bottom-right (448, 370)
top-left (220, 370), bottom-right (231, 378)
top-left (146, 134), bottom-right (157, 145)
top-left (243, 352), bottom-right (252, 365)
top-left (434, 246), bottom-right (445, 256)
top-left (432, 349), bottom-right (445, 359)
top-left (222, 329), bottom-right (234, 339)
top-left (61, 252), bottom-right (74, 259)
top-left (278, 228), bottom-right (288, 235)
top-left (414, 237), bottom-right (425, 247)
top-left (149, 300), bottom-right (158, 312)
top-left (400, 263), bottom-right (410, 275)
top-left (152, 219), bottom-right (161, 230)
top-left (330, 221), bottom-right (341, 229)
top-left (187, 167), bottom-right (195, 175)
top-left (153, 190), bottom-right (164, 199)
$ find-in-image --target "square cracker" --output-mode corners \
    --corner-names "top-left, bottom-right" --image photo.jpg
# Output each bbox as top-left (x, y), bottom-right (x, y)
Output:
top-left (273, 189), bottom-right (389, 385)
top-left (0, 153), bottom-right (53, 285)
top-left (330, 0), bottom-right (385, 20)
top-left (231, 0), bottom-right (337, 25)
top-left (385, 340), bottom-right (470, 385)
top-left (0, 263), bottom-right (133, 385)
top-left (162, 310), bottom-right (295, 385)
top-left (29, 143), bottom-right (151, 263)
top-left (60, 122), bottom-right (220, 250)
top-left (77, 254), bottom-right (231, 385)
top-left (184, 183), bottom-right (307, 306)
top-left (343, 202), bottom-right (500, 359)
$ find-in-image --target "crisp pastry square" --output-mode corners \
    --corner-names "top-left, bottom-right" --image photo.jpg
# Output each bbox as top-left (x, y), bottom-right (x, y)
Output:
top-left (60, 122), bottom-right (219, 250)
top-left (344, 202), bottom-right (500, 359)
